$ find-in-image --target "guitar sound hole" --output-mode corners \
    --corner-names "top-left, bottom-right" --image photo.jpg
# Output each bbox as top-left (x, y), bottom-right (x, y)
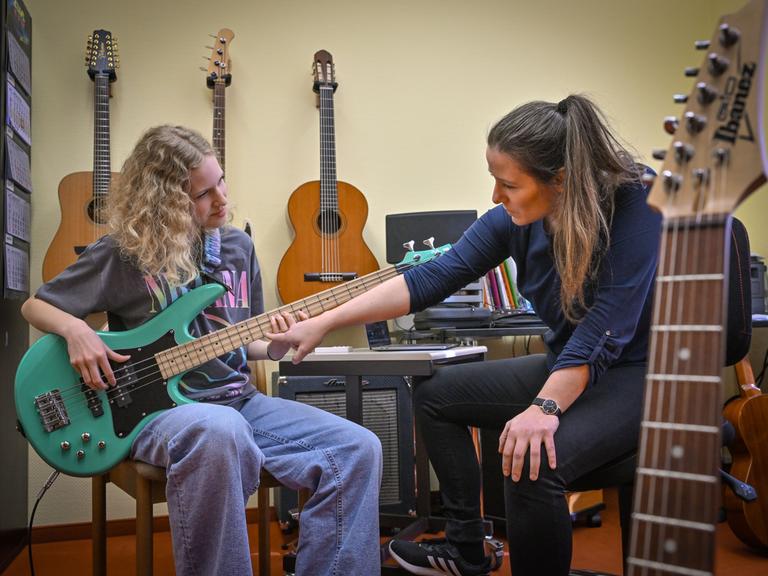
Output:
top-left (87, 199), bottom-right (107, 225)
top-left (316, 210), bottom-right (342, 235)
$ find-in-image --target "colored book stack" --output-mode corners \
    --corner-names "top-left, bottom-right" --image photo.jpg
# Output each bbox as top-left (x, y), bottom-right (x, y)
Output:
top-left (482, 257), bottom-right (531, 311)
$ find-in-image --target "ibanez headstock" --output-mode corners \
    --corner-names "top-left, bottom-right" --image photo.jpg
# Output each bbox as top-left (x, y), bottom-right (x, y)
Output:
top-left (85, 29), bottom-right (118, 81)
top-left (647, 0), bottom-right (767, 219)
top-left (205, 28), bottom-right (234, 88)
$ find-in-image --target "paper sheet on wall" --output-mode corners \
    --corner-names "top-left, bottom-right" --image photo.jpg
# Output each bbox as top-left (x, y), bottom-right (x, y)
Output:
top-left (7, 33), bottom-right (30, 94)
top-left (6, 183), bottom-right (30, 241)
top-left (5, 133), bottom-right (32, 191)
top-left (4, 240), bottom-right (29, 293)
top-left (7, 80), bottom-right (30, 145)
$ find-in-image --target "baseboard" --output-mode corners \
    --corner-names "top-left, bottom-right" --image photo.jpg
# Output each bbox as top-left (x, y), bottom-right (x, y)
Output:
top-left (31, 507), bottom-right (276, 544)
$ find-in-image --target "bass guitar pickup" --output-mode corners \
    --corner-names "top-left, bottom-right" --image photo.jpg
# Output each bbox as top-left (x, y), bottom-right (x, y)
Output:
top-left (303, 272), bottom-right (358, 282)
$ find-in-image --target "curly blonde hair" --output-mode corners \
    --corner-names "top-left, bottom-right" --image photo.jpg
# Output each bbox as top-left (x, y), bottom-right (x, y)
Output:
top-left (107, 125), bottom-right (214, 286)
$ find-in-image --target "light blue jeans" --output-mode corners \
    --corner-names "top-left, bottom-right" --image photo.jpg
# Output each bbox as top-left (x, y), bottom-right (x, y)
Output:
top-left (130, 393), bottom-right (383, 575)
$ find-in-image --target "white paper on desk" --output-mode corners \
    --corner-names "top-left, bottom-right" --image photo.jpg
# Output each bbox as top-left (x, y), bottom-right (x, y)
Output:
top-left (5, 241), bottom-right (29, 292)
top-left (7, 80), bottom-right (30, 145)
top-left (6, 133), bottom-right (32, 191)
top-left (6, 184), bottom-right (30, 241)
top-left (7, 34), bottom-right (30, 94)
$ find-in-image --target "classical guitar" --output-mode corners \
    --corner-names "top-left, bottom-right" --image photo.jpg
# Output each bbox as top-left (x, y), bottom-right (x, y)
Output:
top-left (204, 28), bottom-right (233, 172)
top-left (15, 244), bottom-right (448, 477)
top-left (42, 30), bottom-right (119, 282)
top-left (276, 50), bottom-right (379, 303)
top-left (627, 1), bottom-right (767, 574)
top-left (723, 357), bottom-right (768, 549)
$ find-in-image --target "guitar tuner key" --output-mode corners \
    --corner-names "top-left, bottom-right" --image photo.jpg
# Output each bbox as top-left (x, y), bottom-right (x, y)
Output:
top-left (696, 82), bottom-right (718, 105)
top-left (662, 170), bottom-right (682, 193)
top-left (707, 53), bottom-right (730, 76)
top-left (694, 39), bottom-right (711, 50)
top-left (719, 23), bottom-right (740, 47)
top-left (673, 141), bottom-right (695, 164)
top-left (684, 66), bottom-right (700, 77)
top-left (403, 241), bottom-right (415, 252)
top-left (673, 94), bottom-right (688, 104)
top-left (663, 116), bottom-right (679, 135)
top-left (423, 237), bottom-right (435, 249)
top-left (684, 111), bottom-right (707, 134)
top-left (652, 149), bottom-right (666, 161)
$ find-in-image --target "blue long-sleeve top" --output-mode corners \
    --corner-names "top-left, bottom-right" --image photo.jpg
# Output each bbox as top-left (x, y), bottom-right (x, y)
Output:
top-left (404, 177), bottom-right (662, 385)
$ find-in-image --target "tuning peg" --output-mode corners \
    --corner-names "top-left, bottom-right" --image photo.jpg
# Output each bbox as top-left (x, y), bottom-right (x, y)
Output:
top-left (662, 170), bottom-right (682, 193)
top-left (696, 82), bottom-right (718, 105)
top-left (694, 40), bottom-right (711, 50)
top-left (684, 67), bottom-right (699, 77)
top-left (673, 141), bottom-right (695, 163)
top-left (719, 23), bottom-right (740, 47)
top-left (692, 168), bottom-right (710, 187)
top-left (663, 116), bottom-right (679, 135)
top-left (707, 53), bottom-right (730, 76)
top-left (423, 237), bottom-right (435, 250)
top-left (218, 36), bottom-right (228, 44)
top-left (403, 240), bottom-right (416, 252)
top-left (651, 149), bottom-right (667, 160)
top-left (713, 147), bottom-right (730, 166)
top-left (684, 111), bottom-right (707, 134)
top-left (209, 33), bottom-right (218, 39)
top-left (199, 66), bottom-right (208, 72)
top-left (673, 94), bottom-right (688, 104)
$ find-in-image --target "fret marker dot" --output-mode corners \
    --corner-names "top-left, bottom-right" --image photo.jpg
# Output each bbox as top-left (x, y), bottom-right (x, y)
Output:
top-left (678, 348), bottom-right (691, 361)
top-left (671, 445), bottom-right (684, 459)
top-left (664, 539), bottom-right (677, 554)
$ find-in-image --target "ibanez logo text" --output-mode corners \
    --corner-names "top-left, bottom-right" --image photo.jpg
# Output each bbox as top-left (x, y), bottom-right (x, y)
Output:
top-left (714, 62), bottom-right (756, 144)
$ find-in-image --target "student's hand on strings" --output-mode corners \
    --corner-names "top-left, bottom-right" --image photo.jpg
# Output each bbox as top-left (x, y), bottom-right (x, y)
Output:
top-left (265, 310), bottom-right (310, 360)
top-left (498, 405), bottom-right (559, 482)
top-left (62, 320), bottom-right (130, 391)
top-left (267, 313), bottom-right (329, 363)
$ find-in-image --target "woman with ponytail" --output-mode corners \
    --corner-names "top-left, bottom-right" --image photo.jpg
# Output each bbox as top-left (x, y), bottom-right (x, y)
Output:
top-left (271, 95), bottom-right (662, 576)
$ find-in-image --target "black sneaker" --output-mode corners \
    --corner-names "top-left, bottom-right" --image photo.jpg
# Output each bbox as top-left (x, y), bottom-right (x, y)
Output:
top-left (389, 538), bottom-right (493, 576)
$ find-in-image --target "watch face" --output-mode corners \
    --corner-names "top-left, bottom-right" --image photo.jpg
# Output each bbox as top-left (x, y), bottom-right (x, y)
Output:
top-left (542, 399), bottom-right (558, 415)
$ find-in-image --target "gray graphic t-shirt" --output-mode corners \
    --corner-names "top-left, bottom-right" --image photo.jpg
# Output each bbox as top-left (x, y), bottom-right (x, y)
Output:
top-left (36, 226), bottom-right (265, 403)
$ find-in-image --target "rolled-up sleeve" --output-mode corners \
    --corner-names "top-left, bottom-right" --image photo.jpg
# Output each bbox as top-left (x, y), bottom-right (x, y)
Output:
top-left (551, 185), bottom-right (661, 384)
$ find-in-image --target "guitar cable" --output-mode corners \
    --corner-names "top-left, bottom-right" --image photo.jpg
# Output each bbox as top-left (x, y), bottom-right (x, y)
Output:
top-left (27, 469), bottom-right (60, 576)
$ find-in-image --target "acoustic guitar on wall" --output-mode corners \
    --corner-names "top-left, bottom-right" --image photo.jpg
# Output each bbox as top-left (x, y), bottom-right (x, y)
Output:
top-left (276, 50), bottom-right (379, 303)
top-left (203, 28), bottom-right (233, 173)
top-left (627, 0), bottom-right (766, 573)
top-left (43, 30), bottom-right (119, 284)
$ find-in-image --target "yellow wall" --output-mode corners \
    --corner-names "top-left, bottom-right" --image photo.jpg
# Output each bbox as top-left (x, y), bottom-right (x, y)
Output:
top-left (23, 0), bottom-right (765, 525)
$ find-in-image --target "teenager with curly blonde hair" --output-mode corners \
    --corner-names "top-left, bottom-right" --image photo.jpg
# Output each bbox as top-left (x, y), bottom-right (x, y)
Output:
top-left (22, 125), bottom-right (383, 575)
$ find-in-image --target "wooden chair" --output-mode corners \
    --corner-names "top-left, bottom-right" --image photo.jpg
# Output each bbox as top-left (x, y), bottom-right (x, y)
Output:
top-left (91, 360), bottom-right (300, 575)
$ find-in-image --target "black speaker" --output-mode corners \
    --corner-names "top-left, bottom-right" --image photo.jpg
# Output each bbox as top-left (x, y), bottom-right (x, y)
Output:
top-left (385, 210), bottom-right (477, 264)
top-left (271, 373), bottom-right (416, 521)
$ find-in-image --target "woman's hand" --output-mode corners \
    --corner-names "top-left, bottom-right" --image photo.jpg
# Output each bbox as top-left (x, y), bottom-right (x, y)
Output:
top-left (498, 405), bottom-right (559, 481)
top-left (267, 314), bottom-right (330, 363)
top-left (62, 320), bottom-right (130, 390)
top-left (265, 310), bottom-right (310, 360)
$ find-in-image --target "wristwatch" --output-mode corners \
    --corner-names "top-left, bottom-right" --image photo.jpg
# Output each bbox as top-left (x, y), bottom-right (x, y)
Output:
top-left (532, 397), bottom-right (562, 417)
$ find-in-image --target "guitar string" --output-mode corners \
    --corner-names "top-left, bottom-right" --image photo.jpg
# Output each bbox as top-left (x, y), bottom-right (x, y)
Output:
top-left (34, 265), bottom-right (408, 422)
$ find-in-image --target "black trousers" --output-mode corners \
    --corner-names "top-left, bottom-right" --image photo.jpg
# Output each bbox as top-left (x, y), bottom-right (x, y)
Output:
top-left (413, 354), bottom-right (646, 576)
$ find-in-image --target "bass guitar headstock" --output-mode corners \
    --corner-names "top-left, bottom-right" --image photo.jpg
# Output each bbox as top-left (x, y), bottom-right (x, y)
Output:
top-left (85, 29), bottom-right (118, 81)
top-left (647, 0), bottom-right (767, 220)
top-left (396, 238), bottom-right (451, 270)
top-left (205, 28), bottom-right (234, 88)
top-left (313, 49), bottom-right (338, 93)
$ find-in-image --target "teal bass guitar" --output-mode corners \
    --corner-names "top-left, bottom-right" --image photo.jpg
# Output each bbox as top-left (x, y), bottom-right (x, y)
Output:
top-left (15, 244), bottom-right (449, 476)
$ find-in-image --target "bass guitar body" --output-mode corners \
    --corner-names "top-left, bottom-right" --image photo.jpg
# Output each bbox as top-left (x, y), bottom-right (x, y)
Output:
top-left (723, 358), bottom-right (768, 549)
top-left (42, 171), bottom-right (116, 281)
top-left (277, 180), bottom-right (379, 303)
